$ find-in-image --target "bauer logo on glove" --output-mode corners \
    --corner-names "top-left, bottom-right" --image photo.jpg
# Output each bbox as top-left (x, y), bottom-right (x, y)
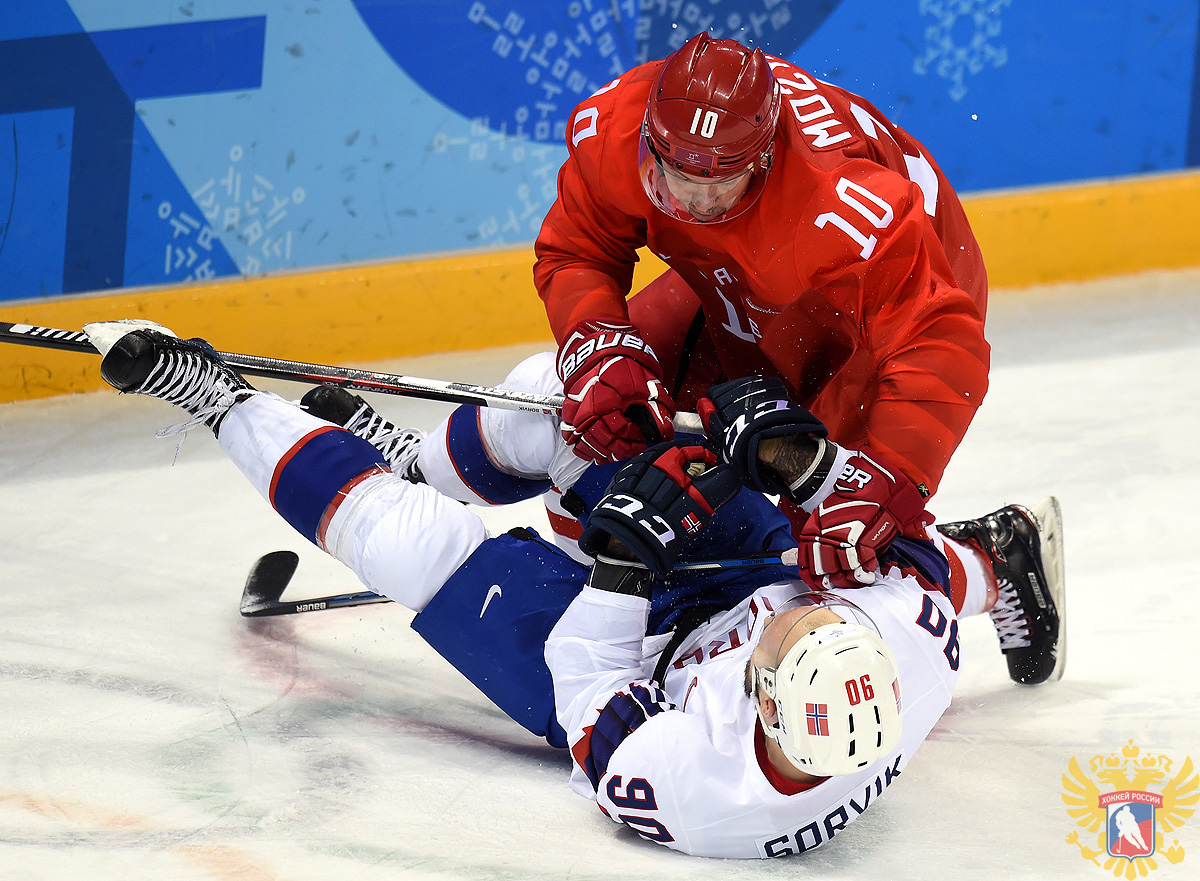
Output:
top-left (555, 322), bottom-right (659, 380)
top-left (556, 320), bottom-right (677, 463)
top-left (838, 464), bottom-right (875, 492)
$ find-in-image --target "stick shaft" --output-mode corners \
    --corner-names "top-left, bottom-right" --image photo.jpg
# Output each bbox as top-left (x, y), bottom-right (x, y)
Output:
top-left (241, 591), bottom-right (392, 618)
top-left (0, 321), bottom-right (704, 432)
top-left (673, 547), bottom-right (799, 571)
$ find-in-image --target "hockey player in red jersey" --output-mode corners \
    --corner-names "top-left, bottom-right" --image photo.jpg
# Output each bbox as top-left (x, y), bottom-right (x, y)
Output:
top-left (535, 32), bottom-right (991, 612)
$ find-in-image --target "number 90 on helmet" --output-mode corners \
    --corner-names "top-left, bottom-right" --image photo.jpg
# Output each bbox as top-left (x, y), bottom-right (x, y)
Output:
top-left (755, 622), bottom-right (902, 777)
top-left (639, 32), bottom-right (781, 224)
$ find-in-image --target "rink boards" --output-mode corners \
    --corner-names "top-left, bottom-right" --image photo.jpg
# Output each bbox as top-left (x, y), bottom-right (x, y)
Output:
top-left (3, 168), bottom-right (1200, 404)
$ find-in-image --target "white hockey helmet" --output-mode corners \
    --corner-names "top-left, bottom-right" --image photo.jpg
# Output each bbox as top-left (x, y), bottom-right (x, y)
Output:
top-left (756, 622), bottom-right (902, 777)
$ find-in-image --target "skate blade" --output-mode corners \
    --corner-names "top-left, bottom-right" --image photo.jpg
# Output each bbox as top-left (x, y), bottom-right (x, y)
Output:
top-left (1028, 496), bottom-right (1066, 682)
top-left (83, 319), bottom-right (178, 357)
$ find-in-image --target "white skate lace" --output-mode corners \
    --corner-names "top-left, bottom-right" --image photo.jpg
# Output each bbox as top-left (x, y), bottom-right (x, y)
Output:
top-left (989, 576), bottom-right (1031, 649)
top-left (346, 403), bottom-right (424, 476)
top-left (138, 349), bottom-right (251, 438)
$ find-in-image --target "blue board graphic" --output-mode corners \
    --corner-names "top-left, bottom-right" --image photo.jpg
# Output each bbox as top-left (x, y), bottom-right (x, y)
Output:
top-left (0, 0), bottom-right (1197, 301)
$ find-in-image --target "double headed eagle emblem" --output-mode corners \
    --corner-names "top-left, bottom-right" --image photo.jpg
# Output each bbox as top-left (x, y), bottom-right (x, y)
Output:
top-left (1062, 741), bottom-right (1197, 877)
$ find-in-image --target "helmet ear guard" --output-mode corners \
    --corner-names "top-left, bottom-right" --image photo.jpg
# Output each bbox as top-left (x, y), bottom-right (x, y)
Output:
top-left (755, 622), bottom-right (902, 777)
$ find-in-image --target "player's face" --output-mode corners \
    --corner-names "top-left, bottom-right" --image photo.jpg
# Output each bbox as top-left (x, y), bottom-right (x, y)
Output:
top-left (659, 163), bottom-right (754, 220)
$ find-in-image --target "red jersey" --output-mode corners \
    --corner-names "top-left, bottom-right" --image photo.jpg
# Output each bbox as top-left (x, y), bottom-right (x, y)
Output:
top-left (534, 56), bottom-right (990, 496)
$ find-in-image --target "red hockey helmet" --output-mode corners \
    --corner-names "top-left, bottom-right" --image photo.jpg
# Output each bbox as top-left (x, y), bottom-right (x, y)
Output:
top-left (639, 33), bottom-right (781, 223)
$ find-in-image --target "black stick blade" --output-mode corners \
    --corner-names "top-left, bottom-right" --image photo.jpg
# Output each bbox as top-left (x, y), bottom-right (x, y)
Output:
top-left (240, 551), bottom-right (300, 616)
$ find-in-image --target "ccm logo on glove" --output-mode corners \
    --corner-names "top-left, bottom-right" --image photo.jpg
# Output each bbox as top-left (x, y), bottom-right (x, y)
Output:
top-left (579, 441), bottom-right (741, 576)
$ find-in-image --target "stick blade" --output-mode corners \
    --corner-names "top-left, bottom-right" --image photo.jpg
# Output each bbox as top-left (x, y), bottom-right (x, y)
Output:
top-left (240, 551), bottom-right (300, 616)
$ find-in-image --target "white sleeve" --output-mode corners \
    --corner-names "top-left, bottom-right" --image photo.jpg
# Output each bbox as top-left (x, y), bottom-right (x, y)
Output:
top-left (545, 586), bottom-right (658, 747)
top-left (416, 351), bottom-right (589, 499)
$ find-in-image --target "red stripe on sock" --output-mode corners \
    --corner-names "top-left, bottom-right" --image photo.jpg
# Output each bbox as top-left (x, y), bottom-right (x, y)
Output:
top-left (547, 507), bottom-right (584, 540)
top-left (315, 465), bottom-right (391, 552)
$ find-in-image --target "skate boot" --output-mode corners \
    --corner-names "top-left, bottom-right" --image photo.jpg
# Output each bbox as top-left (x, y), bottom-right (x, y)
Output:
top-left (92, 324), bottom-right (255, 436)
top-left (938, 497), bottom-right (1065, 685)
top-left (300, 385), bottom-right (425, 482)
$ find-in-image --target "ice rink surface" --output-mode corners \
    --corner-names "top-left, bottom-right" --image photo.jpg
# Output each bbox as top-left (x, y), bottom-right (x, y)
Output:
top-left (2, 269), bottom-right (1199, 880)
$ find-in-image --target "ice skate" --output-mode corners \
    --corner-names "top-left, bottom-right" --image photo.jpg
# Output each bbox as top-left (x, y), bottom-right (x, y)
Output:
top-left (88, 321), bottom-right (255, 436)
top-left (300, 385), bottom-right (425, 482)
top-left (938, 497), bottom-right (1065, 685)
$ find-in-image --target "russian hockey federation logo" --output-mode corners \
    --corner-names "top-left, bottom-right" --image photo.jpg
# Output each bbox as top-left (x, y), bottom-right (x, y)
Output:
top-left (1104, 794), bottom-right (1157, 859)
top-left (1062, 741), bottom-right (1197, 875)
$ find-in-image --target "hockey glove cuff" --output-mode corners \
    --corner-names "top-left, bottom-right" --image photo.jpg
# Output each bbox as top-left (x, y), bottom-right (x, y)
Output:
top-left (697, 376), bottom-right (828, 496)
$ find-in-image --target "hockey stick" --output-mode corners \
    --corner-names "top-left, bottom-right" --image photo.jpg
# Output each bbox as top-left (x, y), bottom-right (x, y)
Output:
top-left (0, 320), bottom-right (704, 433)
top-left (239, 551), bottom-right (391, 617)
top-left (238, 548), bottom-right (801, 618)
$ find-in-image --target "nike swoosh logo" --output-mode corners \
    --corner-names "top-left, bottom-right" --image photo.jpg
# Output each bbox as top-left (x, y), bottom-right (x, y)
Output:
top-left (480, 584), bottom-right (502, 618)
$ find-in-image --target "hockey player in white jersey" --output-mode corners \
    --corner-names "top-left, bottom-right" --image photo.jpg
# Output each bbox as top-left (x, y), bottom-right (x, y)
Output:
top-left (86, 322), bottom-right (1064, 859)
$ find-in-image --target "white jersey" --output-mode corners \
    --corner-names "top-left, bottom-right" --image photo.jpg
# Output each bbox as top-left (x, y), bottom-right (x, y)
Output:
top-left (546, 575), bottom-right (960, 859)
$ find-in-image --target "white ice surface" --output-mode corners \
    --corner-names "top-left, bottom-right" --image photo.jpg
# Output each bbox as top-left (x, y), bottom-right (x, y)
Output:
top-left (2, 270), bottom-right (1199, 879)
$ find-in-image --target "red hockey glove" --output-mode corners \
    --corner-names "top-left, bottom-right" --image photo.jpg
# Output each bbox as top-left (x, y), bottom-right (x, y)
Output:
top-left (557, 320), bottom-right (676, 463)
top-left (797, 447), bottom-right (933, 590)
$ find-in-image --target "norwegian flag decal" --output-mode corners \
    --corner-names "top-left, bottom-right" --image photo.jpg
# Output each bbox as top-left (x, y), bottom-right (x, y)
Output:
top-left (806, 703), bottom-right (830, 736)
top-left (682, 513), bottom-right (702, 534)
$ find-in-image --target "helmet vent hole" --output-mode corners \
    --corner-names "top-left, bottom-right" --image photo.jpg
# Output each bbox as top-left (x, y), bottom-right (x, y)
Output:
top-left (874, 706), bottom-right (882, 724)
top-left (847, 739), bottom-right (856, 757)
top-left (847, 715), bottom-right (855, 734)
top-left (877, 731), bottom-right (884, 748)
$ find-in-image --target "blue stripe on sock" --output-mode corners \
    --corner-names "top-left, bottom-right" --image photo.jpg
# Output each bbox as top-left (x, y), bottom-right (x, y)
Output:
top-left (270, 427), bottom-right (389, 544)
top-left (445, 406), bottom-right (551, 504)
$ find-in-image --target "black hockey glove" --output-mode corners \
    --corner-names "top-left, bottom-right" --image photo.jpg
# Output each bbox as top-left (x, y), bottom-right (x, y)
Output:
top-left (579, 440), bottom-right (742, 577)
top-left (696, 376), bottom-right (829, 496)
